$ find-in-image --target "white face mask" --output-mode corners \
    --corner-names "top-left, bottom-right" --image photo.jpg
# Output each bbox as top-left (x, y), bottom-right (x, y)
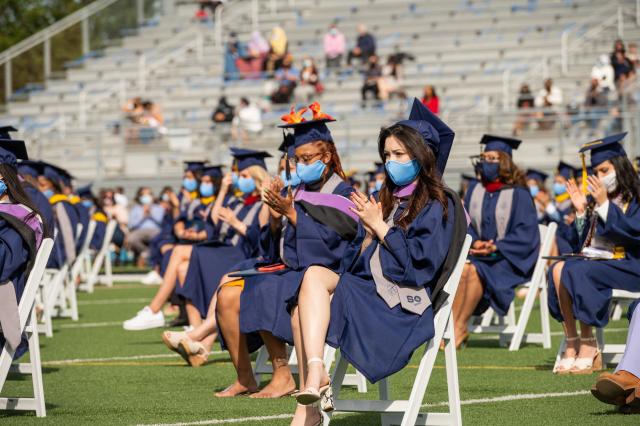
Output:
top-left (600, 171), bottom-right (617, 194)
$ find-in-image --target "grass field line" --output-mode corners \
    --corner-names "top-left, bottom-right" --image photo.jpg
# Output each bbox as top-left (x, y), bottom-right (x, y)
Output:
top-left (137, 390), bottom-right (591, 426)
top-left (42, 351), bottom-right (226, 366)
top-left (78, 298), bottom-right (150, 306)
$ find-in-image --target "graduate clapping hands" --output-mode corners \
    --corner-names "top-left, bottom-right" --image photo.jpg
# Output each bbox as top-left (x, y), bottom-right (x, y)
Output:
top-left (262, 176), bottom-right (297, 226)
top-left (349, 191), bottom-right (389, 241)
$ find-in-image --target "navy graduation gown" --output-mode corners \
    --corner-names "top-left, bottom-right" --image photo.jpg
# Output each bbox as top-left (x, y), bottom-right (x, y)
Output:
top-left (176, 196), bottom-right (263, 318)
top-left (326, 196), bottom-right (455, 383)
top-left (23, 184), bottom-right (54, 236)
top-left (48, 198), bottom-right (81, 269)
top-left (71, 201), bottom-right (90, 251)
top-left (465, 183), bottom-right (540, 315)
top-left (238, 178), bottom-right (355, 349)
top-left (548, 198), bottom-right (640, 327)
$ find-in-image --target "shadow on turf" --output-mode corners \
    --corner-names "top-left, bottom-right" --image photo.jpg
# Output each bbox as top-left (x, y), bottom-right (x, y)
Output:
top-left (0, 403), bottom-right (60, 419)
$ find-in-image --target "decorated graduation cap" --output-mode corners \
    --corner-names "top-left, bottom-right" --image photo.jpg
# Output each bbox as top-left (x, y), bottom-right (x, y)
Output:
top-left (278, 101), bottom-right (335, 147)
top-left (526, 168), bottom-right (549, 183)
top-left (0, 126), bottom-right (18, 140)
top-left (0, 139), bottom-right (28, 168)
top-left (229, 147), bottom-right (271, 171)
top-left (201, 165), bottom-right (224, 178)
top-left (396, 98), bottom-right (455, 175)
top-left (556, 161), bottom-right (579, 180)
top-left (480, 134), bottom-right (522, 157)
top-left (578, 132), bottom-right (628, 194)
top-left (183, 161), bottom-right (207, 172)
top-left (77, 183), bottom-right (94, 198)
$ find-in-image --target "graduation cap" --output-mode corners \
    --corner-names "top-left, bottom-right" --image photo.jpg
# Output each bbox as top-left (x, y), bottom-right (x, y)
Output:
top-left (579, 132), bottom-right (627, 167)
top-left (229, 147), bottom-right (271, 171)
top-left (555, 161), bottom-right (579, 180)
top-left (278, 102), bottom-right (335, 147)
top-left (373, 161), bottom-right (384, 175)
top-left (183, 161), bottom-right (207, 172)
top-left (526, 168), bottom-right (549, 184)
top-left (278, 132), bottom-right (296, 157)
top-left (0, 139), bottom-right (28, 168)
top-left (0, 126), bottom-right (18, 140)
top-left (480, 134), bottom-right (521, 157)
top-left (17, 159), bottom-right (40, 178)
top-left (39, 162), bottom-right (72, 186)
top-left (201, 165), bottom-right (224, 178)
top-left (396, 98), bottom-right (455, 175)
top-left (77, 183), bottom-right (94, 198)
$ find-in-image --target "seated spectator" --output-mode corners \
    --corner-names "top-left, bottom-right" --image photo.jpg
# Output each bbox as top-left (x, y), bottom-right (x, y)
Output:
top-left (513, 83), bottom-right (535, 135)
top-left (534, 78), bottom-right (563, 130)
top-left (347, 24), bottom-right (376, 67)
top-left (387, 45), bottom-right (415, 81)
top-left (610, 39), bottom-right (636, 91)
top-left (224, 32), bottom-right (246, 81)
top-left (211, 96), bottom-right (235, 125)
top-left (592, 300), bottom-right (640, 414)
top-left (122, 97), bottom-right (144, 123)
top-left (628, 42), bottom-right (640, 68)
top-left (270, 55), bottom-right (298, 104)
top-left (378, 53), bottom-right (409, 101)
top-left (584, 77), bottom-right (609, 130)
top-left (420, 85), bottom-right (439, 115)
top-left (294, 57), bottom-right (323, 103)
top-left (360, 54), bottom-right (382, 107)
top-left (264, 26), bottom-right (288, 73)
top-left (591, 54), bottom-right (616, 93)
top-left (127, 187), bottom-right (165, 268)
top-left (197, 0), bottom-right (224, 19)
top-left (244, 30), bottom-right (270, 78)
top-left (231, 97), bottom-right (263, 143)
top-left (323, 23), bottom-right (346, 73)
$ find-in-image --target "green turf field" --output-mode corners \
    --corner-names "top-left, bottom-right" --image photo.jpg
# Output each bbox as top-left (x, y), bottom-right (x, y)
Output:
top-left (1, 283), bottom-right (637, 425)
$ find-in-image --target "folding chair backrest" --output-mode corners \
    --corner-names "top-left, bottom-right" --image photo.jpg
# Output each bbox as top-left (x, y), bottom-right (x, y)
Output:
top-left (18, 239), bottom-right (54, 330)
top-left (80, 221), bottom-right (97, 253)
top-left (75, 224), bottom-right (83, 241)
top-left (101, 221), bottom-right (118, 252)
top-left (442, 235), bottom-right (473, 299)
top-left (531, 223), bottom-right (556, 285)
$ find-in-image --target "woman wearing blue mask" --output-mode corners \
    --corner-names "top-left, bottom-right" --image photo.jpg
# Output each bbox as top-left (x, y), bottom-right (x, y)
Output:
top-left (452, 134), bottom-right (540, 349)
top-left (76, 183), bottom-right (110, 252)
top-left (126, 187), bottom-right (165, 268)
top-left (290, 99), bottom-right (464, 425)
top-left (37, 162), bottom-right (81, 269)
top-left (549, 133), bottom-right (640, 375)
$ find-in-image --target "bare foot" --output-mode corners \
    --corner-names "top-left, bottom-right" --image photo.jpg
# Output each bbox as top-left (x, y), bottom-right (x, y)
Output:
top-left (250, 364), bottom-right (296, 398)
top-left (290, 404), bottom-right (321, 426)
top-left (214, 380), bottom-right (258, 398)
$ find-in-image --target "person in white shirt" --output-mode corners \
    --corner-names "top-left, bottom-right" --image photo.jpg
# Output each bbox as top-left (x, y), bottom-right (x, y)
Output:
top-left (534, 78), bottom-right (563, 130)
top-left (591, 55), bottom-right (616, 93)
top-left (231, 97), bottom-right (263, 143)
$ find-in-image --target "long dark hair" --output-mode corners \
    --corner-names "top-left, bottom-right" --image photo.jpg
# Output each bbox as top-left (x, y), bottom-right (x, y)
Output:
top-left (0, 164), bottom-right (48, 235)
top-left (377, 124), bottom-right (449, 228)
top-left (610, 155), bottom-right (640, 203)
top-left (497, 151), bottom-right (527, 187)
top-left (316, 141), bottom-right (347, 180)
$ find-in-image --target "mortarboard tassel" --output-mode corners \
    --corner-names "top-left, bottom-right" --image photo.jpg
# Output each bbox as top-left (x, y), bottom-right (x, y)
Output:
top-left (580, 153), bottom-right (588, 195)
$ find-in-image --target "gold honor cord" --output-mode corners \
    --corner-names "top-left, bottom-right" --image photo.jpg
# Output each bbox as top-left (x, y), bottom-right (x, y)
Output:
top-left (580, 153), bottom-right (588, 195)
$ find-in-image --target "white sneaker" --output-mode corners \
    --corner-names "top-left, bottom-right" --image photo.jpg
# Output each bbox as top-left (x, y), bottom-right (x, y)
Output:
top-left (141, 270), bottom-right (163, 285)
top-left (123, 306), bottom-right (165, 330)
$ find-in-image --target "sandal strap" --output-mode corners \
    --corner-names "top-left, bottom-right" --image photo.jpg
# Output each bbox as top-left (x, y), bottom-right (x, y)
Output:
top-left (566, 336), bottom-right (579, 342)
top-left (307, 357), bottom-right (324, 366)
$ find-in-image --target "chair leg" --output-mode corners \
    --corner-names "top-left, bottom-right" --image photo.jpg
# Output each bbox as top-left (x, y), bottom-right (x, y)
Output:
top-left (378, 377), bottom-right (389, 400)
top-left (66, 276), bottom-right (79, 321)
top-left (444, 317), bottom-right (462, 426)
top-left (104, 250), bottom-right (113, 287)
top-left (28, 310), bottom-right (46, 417)
top-left (539, 284), bottom-right (552, 349)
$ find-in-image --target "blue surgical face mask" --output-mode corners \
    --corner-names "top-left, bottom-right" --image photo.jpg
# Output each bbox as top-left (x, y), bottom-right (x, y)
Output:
top-left (183, 178), bottom-right (197, 192)
top-left (480, 162), bottom-right (500, 182)
top-left (529, 185), bottom-right (539, 197)
top-left (200, 182), bottom-right (215, 197)
top-left (374, 179), bottom-right (383, 192)
top-left (280, 170), bottom-right (301, 188)
top-left (139, 194), bottom-right (153, 205)
top-left (237, 176), bottom-right (256, 194)
top-left (161, 193), bottom-right (170, 202)
top-left (0, 180), bottom-right (7, 196)
top-left (232, 173), bottom-right (239, 187)
top-left (81, 200), bottom-right (93, 208)
top-left (42, 189), bottom-right (54, 199)
top-left (553, 182), bottom-right (567, 196)
top-left (296, 160), bottom-right (327, 184)
top-left (385, 159), bottom-right (420, 186)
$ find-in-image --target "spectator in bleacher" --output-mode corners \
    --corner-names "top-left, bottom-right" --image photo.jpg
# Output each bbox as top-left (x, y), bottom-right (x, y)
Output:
top-left (628, 43), bottom-right (640, 68)
top-left (294, 57), bottom-right (323, 103)
top-left (244, 30), bottom-right (270, 77)
top-left (591, 55), bottom-right (616, 93)
top-left (231, 97), bottom-right (263, 143)
top-left (347, 24), bottom-right (376, 68)
top-left (211, 96), bottom-right (235, 125)
top-left (127, 187), bottom-right (165, 268)
top-left (224, 32), bottom-right (246, 81)
top-left (378, 52), bottom-right (410, 101)
top-left (323, 23), bottom-right (346, 74)
top-left (270, 55), bottom-right (298, 104)
top-left (420, 85), bottom-right (439, 115)
top-left (264, 26), bottom-right (289, 73)
top-left (122, 97), bottom-right (144, 124)
top-left (534, 78), bottom-right (563, 130)
top-left (387, 45), bottom-right (415, 80)
top-left (360, 54), bottom-right (382, 107)
top-left (512, 83), bottom-right (535, 136)
top-left (197, 0), bottom-right (224, 19)
top-left (584, 77), bottom-right (609, 130)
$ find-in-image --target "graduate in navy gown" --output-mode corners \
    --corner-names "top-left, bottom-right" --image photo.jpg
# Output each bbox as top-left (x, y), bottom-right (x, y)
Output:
top-left (37, 162), bottom-right (81, 269)
top-left (60, 171), bottom-right (90, 252)
top-left (549, 132), bottom-right (640, 375)
top-left (175, 149), bottom-right (268, 329)
top-left (76, 183), bottom-right (110, 251)
top-left (290, 99), bottom-right (462, 425)
top-left (0, 139), bottom-right (46, 359)
top-left (122, 165), bottom-right (226, 331)
top-left (452, 135), bottom-right (540, 348)
top-left (17, 160), bottom-right (54, 237)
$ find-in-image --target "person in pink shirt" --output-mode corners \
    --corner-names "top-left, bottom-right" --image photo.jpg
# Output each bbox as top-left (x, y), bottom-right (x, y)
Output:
top-left (324, 23), bottom-right (346, 74)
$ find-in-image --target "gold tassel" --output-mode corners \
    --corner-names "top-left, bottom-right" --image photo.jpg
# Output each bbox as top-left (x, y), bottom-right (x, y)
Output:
top-left (580, 153), bottom-right (588, 195)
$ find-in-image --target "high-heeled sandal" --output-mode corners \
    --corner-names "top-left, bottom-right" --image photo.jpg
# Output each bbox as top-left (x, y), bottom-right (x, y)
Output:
top-left (179, 338), bottom-right (209, 367)
top-left (295, 358), bottom-right (334, 412)
top-left (161, 331), bottom-right (187, 352)
top-left (570, 337), bottom-right (603, 375)
top-left (553, 336), bottom-right (579, 375)
top-left (296, 404), bottom-right (324, 426)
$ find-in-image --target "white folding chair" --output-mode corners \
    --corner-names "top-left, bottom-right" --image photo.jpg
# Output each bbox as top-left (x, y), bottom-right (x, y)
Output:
top-left (37, 264), bottom-right (69, 337)
top-left (0, 238), bottom-right (54, 418)
top-left (71, 220), bottom-right (96, 294)
top-left (468, 223), bottom-right (556, 351)
top-left (83, 220), bottom-right (117, 293)
top-left (326, 235), bottom-right (472, 426)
